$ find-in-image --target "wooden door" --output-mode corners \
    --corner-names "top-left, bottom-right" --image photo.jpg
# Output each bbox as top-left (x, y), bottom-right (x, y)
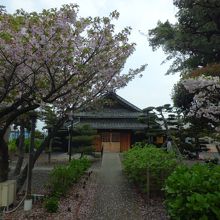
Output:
top-left (94, 135), bottom-right (101, 152)
top-left (101, 132), bottom-right (120, 152)
top-left (120, 132), bottom-right (131, 152)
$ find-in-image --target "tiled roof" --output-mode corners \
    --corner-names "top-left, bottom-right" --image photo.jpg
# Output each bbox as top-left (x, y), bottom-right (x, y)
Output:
top-left (77, 118), bottom-right (147, 130)
top-left (73, 112), bottom-right (144, 119)
top-left (65, 92), bottom-right (147, 130)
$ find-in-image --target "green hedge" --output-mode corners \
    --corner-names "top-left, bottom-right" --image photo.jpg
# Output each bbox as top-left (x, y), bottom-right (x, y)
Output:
top-left (24, 138), bottom-right (42, 152)
top-left (8, 138), bottom-right (43, 153)
top-left (48, 158), bottom-right (91, 197)
top-left (165, 164), bottom-right (220, 220)
top-left (8, 139), bottom-right (17, 152)
top-left (123, 145), bottom-right (178, 193)
top-left (44, 158), bottom-right (91, 212)
top-left (73, 146), bottom-right (95, 155)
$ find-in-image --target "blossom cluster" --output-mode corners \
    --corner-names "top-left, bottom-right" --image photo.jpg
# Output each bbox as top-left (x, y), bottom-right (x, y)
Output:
top-left (182, 75), bottom-right (220, 127)
top-left (0, 4), bottom-right (146, 125)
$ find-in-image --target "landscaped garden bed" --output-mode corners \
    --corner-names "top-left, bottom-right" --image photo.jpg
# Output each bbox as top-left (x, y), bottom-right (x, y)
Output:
top-left (122, 144), bottom-right (178, 196)
top-left (4, 157), bottom-right (98, 220)
top-left (122, 144), bottom-right (220, 219)
top-left (165, 163), bottom-right (220, 220)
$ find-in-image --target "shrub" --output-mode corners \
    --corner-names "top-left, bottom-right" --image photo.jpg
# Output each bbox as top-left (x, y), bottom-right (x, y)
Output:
top-left (123, 145), bottom-right (178, 193)
top-left (73, 146), bottom-right (95, 157)
top-left (24, 138), bottom-right (43, 153)
top-left (35, 130), bottom-right (44, 139)
top-left (8, 139), bottom-right (17, 152)
top-left (165, 164), bottom-right (220, 220)
top-left (8, 138), bottom-right (42, 153)
top-left (44, 196), bottom-right (59, 213)
top-left (49, 158), bottom-right (91, 197)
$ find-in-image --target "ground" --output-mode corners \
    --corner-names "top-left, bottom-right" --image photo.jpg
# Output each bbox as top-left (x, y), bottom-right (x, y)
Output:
top-left (4, 152), bottom-right (168, 220)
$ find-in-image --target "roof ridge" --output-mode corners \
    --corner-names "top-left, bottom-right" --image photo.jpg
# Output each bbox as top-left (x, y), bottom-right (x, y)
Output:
top-left (104, 92), bottom-right (142, 112)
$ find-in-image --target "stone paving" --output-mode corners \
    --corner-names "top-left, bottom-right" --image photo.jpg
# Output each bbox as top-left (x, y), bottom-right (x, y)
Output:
top-left (89, 152), bottom-right (143, 220)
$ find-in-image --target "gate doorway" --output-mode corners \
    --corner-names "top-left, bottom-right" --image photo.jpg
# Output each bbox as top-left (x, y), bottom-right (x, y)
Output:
top-left (101, 132), bottom-right (120, 152)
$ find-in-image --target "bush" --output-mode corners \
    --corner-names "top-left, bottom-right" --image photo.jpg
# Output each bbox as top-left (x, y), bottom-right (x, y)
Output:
top-left (49, 158), bottom-right (91, 197)
top-left (8, 138), bottom-right (42, 153)
top-left (8, 139), bottom-right (17, 152)
top-left (73, 146), bottom-right (95, 157)
top-left (35, 130), bottom-right (44, 139)
top-left (165, 164), bottom-right (220, 220)
top-left (123, 145), bottom-right (178, 193)
top-left (24, 138), bottom-right (43, 153)
top-left (44, 196), bottom-right (59, 213)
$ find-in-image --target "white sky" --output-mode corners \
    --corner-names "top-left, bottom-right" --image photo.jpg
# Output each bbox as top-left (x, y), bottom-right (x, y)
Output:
top-left (2, 0), bottom-right (180, 109)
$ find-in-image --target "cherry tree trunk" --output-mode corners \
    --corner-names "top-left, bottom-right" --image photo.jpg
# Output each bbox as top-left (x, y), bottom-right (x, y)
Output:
top-left (16, 119), bottom-right (64, 192)
top-left (0, 134), bottom-right (9, 182)
top-left (16, 136), bottom-right (50, 192)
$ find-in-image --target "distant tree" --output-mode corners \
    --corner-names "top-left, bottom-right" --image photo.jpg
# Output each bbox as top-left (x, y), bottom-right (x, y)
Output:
top-left (148, 0), bottom-right (220, 75)
top-left (172, 82), bottom-right (194, 115)
top-left (71, 124), bottom-right (97, 157)
top-left (40, 106), bottom-right (58, 153)
top-left (40, 106), bottom-right (58, 131)
top-left (172, 79), bottom-right (216, 155)
top-left (142, 104), bottom-right (183, 156)
top-left (154, 104), bottom-right (184, 157)
top-left (140, 107), bottom-right (163, 144)
top-left (13, 113), bottom-right (32, 176)
top-left (154, 104), bottom-right (177, 139)
top-left (149, 0), bottom-right (220, 155)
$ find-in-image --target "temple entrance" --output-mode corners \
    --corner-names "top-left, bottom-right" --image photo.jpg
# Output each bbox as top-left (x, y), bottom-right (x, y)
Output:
top-left (101, 132), bottom-right (121, 152)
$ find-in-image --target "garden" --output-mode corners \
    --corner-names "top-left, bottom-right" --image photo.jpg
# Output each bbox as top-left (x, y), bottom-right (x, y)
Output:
top-left (122, 144), bottom-right (220, 220)
top-left (4, 156), bottom-right (97, 219)
top-left (1, 0), bottom-right (220, 219)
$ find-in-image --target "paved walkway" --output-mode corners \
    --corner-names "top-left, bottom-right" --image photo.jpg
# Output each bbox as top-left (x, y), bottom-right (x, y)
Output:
top-left (89, 153), bottom-right (142, 220)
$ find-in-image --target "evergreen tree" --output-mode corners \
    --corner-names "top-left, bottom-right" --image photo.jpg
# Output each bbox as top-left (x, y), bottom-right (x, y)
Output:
top-left (71, 124), bottom-right (97, 157)
top-left (148, 0), bottom-right (220, 75)
top-left (140, 107), bottom-right (163, 145)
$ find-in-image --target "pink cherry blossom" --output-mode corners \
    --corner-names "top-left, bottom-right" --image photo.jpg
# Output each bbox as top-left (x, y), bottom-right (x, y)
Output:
top-left (182, 75), bottom-right (220, 128)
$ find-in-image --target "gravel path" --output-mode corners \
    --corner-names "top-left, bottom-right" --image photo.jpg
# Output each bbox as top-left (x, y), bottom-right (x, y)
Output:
top-left (4, 153), bottom-right (168, 219)
top-left (89, 152), bottom-right (143, 220)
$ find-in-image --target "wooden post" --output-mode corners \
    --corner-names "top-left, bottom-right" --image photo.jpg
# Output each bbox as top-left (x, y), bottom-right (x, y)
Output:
top-left (26, 114), bottom-right (36, 199)
top-left (101, 145), bottom-right (103, 158)
top-left (69, 121), bottom-right (73, 162)
top-left (147, 166), bottom-right (150, 204)
top-left (48, 138), bottom-right (52, 164)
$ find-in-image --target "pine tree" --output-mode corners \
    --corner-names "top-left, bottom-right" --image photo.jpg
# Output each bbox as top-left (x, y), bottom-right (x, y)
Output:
top-left (71, 124), bottom-right (97, 157)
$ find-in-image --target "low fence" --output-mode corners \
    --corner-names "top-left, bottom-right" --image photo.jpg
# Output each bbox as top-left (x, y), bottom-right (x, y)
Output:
top-left (144, 167), bottom-right (169, 201)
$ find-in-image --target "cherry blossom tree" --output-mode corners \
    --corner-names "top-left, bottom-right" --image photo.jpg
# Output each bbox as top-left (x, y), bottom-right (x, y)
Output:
top-left (0, 4), bottom-right (146, 183)
top-left (182, 76), bottom-right (220, 126)
top-left (181, 75), bottom-right (220, 156)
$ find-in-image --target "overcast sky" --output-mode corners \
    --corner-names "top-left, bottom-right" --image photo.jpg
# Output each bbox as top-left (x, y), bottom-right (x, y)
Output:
top-left (2, 0), bottom-right (180, 109)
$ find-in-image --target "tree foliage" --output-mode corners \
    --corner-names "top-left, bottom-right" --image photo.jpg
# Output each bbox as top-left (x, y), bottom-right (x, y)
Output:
top-left (0, 4), bottom-right (145, 133)
top-left (139, 107), bottom-right (163, 143)
top-left (172, 82), bottom-right (194, 114)
top-left (71, 124), bottom-right (97, 156)
top-left (148, 0), bottom-right (220, 75)
top-left (149, 0), bottom-right (220, 145)
top-left (172, 81), bottom-right (216, 153)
